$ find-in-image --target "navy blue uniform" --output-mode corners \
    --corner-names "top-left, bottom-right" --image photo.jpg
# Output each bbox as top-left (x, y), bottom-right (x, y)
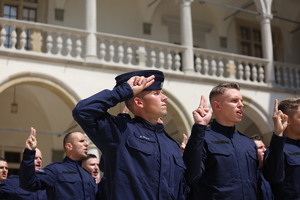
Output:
top-left (183, 120), bottom-right (258, 200)
top-left (257, 169), bottom-right (273, 200)
top-left (19, 149), bottom-right (97, 200)
top-left (72, 83), bottom-right (187, 200)
top-left (263, 134), bottom-right (300, 200)
top-left (0, 175), bottom-right (46, 200)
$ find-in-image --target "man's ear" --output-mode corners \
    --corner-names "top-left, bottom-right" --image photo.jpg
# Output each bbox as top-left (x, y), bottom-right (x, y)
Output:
top-left (65, 143), bottom-right (72, 151)
top-left (212, 100), bottom-right (221, 111)
top-left (133, 97), bottom-right (143, 108)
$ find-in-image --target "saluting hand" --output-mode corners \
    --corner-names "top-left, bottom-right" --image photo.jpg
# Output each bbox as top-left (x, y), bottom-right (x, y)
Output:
top-left (193, 95), bottom-right (212, 125)
top-left (25, 127), bottom-right (37, 150)
top-left (272, 99), bottom-right (288, 136)
top-left (127, 75), bottom-right (155, 96)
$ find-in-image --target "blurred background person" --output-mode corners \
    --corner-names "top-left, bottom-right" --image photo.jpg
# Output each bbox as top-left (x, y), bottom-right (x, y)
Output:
top-left (20, 127), bottom-right (97, 200)
top-left (0, 158), bottom-right (8, 182)
top-left (264, 98), bottom-right (300, 200)
top-left (251, 135), bottom-right (273, 200)
top-left (0, 148), bottom-right (46, 200)
top-left (82, 153), bottom-right (100, 183)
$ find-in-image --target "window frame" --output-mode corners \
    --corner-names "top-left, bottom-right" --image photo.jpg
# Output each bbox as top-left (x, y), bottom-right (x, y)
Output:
top-left (0, 0), bottom-right (47, 22)
top-left (0, 145), bottom-right (23, 176)
top-left (236, 18), bottom-right (283, 61)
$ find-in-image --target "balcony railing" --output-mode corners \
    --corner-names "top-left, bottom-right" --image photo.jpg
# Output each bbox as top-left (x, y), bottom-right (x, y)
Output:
top-left (274, 62), bottom-right (300, 89)
top-left (193, 48), bottom-right (268, 85)
top-left (0, 18), bottom-right (299, 91)
top-left (95, 32), bottom-right (184, 73)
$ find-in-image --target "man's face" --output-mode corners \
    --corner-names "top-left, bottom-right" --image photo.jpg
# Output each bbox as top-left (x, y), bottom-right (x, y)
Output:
top-left (212, 89), bottom-right (244, 126)
top-left (0, 160), bottom-right (8, 182)
top-left (35, 148), bottom-right (43, 171)
top-left (69, 132), bottom-right (89, 161)
top-left (287, 108), bottom-right (300, 138)
top-left (82, 157), bottom-right (99, 179)
top-left (254, 140), bottom-right (266, 167)
top-left (139, 90), bottom-right (168, 119)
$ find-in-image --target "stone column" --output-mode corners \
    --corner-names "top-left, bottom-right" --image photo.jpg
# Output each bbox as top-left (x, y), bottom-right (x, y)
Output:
top-left (85, 0), bottom-right (97, 60)
top-left (178, 0), bottom-right (194, 73)
top-left (260, 13), bottom-right (274, 84)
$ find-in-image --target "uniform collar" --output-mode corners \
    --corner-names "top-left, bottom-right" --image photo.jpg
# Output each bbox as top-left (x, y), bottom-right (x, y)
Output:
top-left (134, 116), bottom-right (164, 133)
top-left (64, 156), bottom-right (82, 165)
top-left (286, 137), bottom-right (300, 147)
top-left (211, 119), bottom-right (236, 138)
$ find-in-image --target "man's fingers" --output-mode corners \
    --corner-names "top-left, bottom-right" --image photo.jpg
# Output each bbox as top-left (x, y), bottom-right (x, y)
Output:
top-left (182, 134), bottom-right (188, 144)
top-left (30, 127), bottom-right (36, 137)
top-left (144, 75), bottom-right (155, 88)
top-left (273, 99), bottom-right (279, 113)
top-left (199, 95), bottom-right (208, 108)
top-left (133, 76), bottom-right (141, 86)
top-left (145, 75), bottom-right (155, 84)
top-left (199, 95), bottom-right (204, 108)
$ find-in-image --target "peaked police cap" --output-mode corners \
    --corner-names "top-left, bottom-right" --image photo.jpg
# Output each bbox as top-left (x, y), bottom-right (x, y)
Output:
top-left (115, 70), bottom-right (164, 90)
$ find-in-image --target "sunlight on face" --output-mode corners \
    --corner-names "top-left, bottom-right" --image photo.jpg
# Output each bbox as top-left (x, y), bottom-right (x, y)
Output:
top-left (0, 160), bottom-right (8, 182)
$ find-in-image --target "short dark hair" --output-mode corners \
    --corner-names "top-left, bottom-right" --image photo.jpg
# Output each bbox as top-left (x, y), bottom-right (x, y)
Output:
top-left (0, 157), bottom-right (6, 162)
top-left (82, 153), bottom-right (97, 164)
top-left (63, 131), bottom-right (83, 149)
top-left (209, 82), bottom-right (240, 102)
top-left (278, 98), bottom-right (300, 116)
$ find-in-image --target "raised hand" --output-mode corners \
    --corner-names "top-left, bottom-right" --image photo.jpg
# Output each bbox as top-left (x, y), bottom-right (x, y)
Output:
top-left (193, 95), bottom-right (212, 125)
top-left (272, 99), bottom-right (288, 136)
top-left (127, 75), bottom-right (155, 96)
top-left (180, 133), bottom-right (188, 152)
top-left (25, 127), bottom-right (37, 150)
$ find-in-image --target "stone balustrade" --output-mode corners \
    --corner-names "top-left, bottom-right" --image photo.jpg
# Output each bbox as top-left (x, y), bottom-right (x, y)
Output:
top-left (274, 62), bottom-right (300, 89)
top-left (0, 18), bottom-right (300, 91)
top-left (95, 32), bottom-right (184, 72)
top-left (194, 48), bottom-right (268, 84)
top-left (0, 18), bottom-right (88, 58)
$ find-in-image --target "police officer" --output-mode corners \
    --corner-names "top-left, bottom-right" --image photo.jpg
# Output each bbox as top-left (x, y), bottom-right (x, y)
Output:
top-left (19, 127), bottom-right (97, 200)
top-left (0, 158), bottom-right (8, 199)
top-left (251, 135), bottom-right (273, 200)
top-left (0, 158), bottom-right (8, 182)
top-left (72, 70), bottom-right (187, 200)
top-left (183, 83), bottom-right (258, 200)
top-left (263, 98), bottom-right (300, 200)
top-left (82, 153), bottom-right (100, 184)
top-left (0, 148), bottom-right (47, 200)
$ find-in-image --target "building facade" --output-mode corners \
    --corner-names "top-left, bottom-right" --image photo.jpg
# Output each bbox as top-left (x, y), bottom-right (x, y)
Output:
top-left (0, 0), bottom-right (299, 173)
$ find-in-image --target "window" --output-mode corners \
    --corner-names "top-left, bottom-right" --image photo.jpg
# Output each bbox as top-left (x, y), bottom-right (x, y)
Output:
top-left (237, 19), bottom-right (283, 61)
top-left (0, 0), bottom-right (45, 49)
top-left (0, 0), bottom-right (38, 21)
top-left (3, 5), bottom-right (17, 48)
top-left (238, 25), bottom-right (262, 58)
top-left (5, 151), bottom-right (21, 163)
top-left (0, 147), bottom-right (23, 176)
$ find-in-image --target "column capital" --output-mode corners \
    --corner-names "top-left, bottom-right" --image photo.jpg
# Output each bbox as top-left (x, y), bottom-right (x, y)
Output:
top-left (260, 13), bottom-right (273, 20)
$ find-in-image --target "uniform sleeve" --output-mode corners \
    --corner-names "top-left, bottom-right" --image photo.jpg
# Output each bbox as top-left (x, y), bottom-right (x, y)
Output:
top-left (263, 133), bottom-right (285, 183)
top-left (19, 148), bottom-right (56, 192)
top-left (0, 181), bottom-right (9, 199)
top-left (183, 124), bottom-right (207, 185)
top-left (72, 83), bottom-right (133, 152)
